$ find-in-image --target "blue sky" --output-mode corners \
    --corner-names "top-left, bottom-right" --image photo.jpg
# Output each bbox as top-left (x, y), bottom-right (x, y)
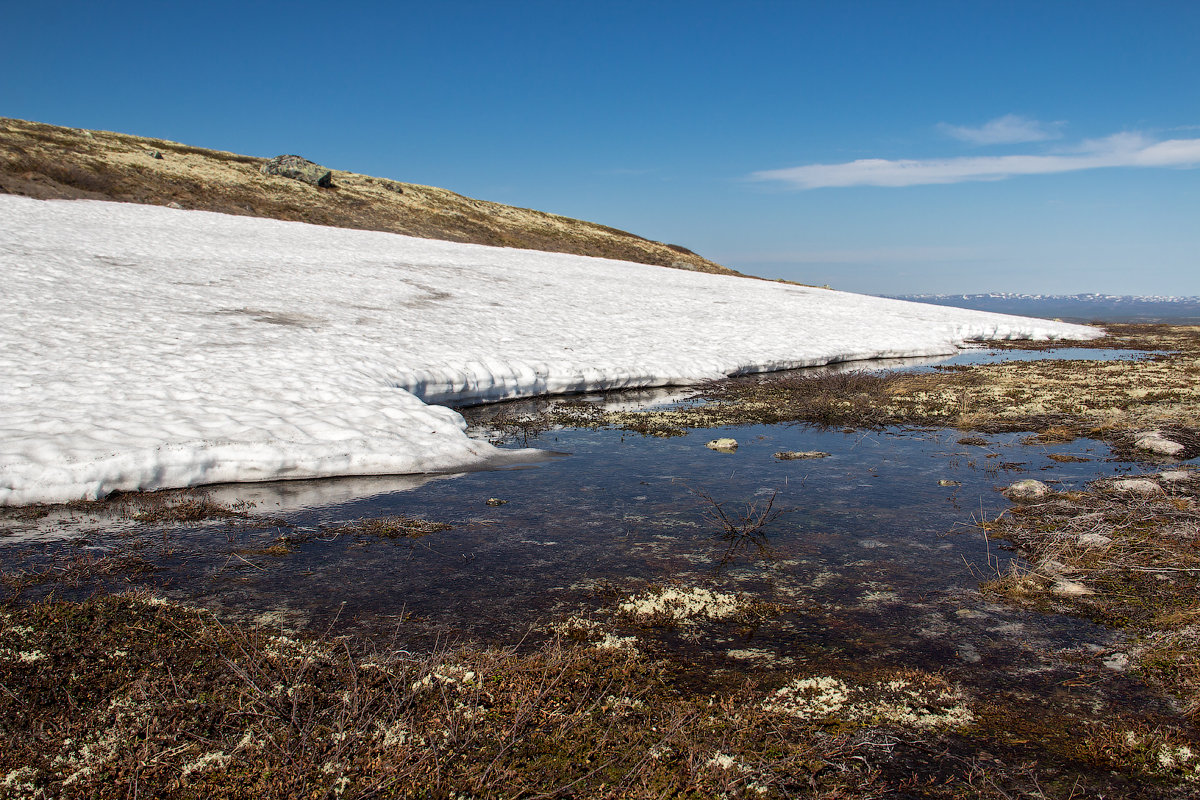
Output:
top-left (3, 1), bottom-right (1197, 295)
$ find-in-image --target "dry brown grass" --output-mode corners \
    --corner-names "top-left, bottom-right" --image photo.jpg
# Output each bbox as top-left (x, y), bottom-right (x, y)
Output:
top-left (0, 592), bottom-right (910, 799)
top-left (978, 471), bottom-right (1200, 715)
top-left (571, 325), bottom-right (1200, 450)
top-left (0, 117), bottom-right (737, 275)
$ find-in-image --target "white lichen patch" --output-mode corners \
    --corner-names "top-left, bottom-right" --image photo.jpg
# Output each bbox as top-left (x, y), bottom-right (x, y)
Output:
top-left (547, 615), bottom-right (602, 639)
top-left (594, 633), bottom-right (638, 653)
top-left (705, 752), bottom-right (743, 771)
top-left (618, 585), bottom-right (747, 624)
top-left (180, 750), bottom-right (230, 779)
top-left (410, 665), bottom-right (479, 692)
top-left (377, 721), bottom-right (412, 748)
top-left (1118, 730), bottom-right (1200, 779)
top-left (265, 634), bottom-right (330, 664)
top-left (2, 767), bottom-right (38, 797)
top-left (726, 648), bottom-right (794, 666)
top-left (763, 676), bottom-right (850, 718)
top-left (764, 670), bottom-right (973, 730)
top-left (601, 694), bottom-right (645, 714)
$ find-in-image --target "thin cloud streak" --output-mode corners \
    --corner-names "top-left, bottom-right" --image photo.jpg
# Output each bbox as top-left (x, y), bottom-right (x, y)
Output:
top-left (752, 132), bottom-right (1200, 189)
top-left (939, 114), bottom-right (1065, 145)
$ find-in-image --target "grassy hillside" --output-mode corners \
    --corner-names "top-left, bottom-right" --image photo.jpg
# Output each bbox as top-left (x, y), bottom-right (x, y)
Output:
top-left (0, 117), bottom-right (736, 275)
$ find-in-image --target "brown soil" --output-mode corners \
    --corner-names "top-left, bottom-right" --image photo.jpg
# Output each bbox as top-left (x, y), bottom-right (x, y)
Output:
top-left (0, 117), bottom-right (735, 275)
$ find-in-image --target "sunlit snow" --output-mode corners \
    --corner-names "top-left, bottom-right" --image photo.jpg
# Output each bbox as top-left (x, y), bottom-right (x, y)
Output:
top-left (0, 196), bottom-right (1099, 505)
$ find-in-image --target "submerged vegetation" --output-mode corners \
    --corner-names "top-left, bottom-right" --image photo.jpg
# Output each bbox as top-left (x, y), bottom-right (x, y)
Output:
top-left (980, 468), bottom-right (1200, 717)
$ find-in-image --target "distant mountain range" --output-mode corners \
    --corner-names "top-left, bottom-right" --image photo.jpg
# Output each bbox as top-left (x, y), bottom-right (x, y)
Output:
top-left (887, 293), bottom-right (1200, 323)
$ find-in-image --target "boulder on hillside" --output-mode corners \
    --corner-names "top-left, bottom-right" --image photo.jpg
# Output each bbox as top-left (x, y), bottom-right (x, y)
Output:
top-left (260, 154), bottom-right (333, 188)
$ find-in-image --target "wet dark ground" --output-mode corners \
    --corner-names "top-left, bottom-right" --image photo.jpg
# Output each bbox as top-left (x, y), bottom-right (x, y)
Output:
top-left (2, 348), bottom-right (1195, 752)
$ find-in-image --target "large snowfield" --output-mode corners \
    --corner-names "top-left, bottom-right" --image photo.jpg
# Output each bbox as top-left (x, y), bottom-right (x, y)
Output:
top-left (0, 195), bottom-right (1100, 506)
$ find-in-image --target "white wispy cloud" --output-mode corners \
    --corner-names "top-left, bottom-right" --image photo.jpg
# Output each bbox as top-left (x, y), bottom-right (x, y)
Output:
top-left (938, 114), bottom-right (1065, 145)
top-left (751, 132), bottom-right (1200, 190)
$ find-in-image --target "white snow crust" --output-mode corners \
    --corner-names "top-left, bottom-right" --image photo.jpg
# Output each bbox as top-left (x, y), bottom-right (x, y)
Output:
top-left (0, 195), bottom-right (1100, 505)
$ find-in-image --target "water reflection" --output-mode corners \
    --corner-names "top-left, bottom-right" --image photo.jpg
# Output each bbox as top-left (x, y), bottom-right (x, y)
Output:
top-left (0, 350), bottom-right (1189, 728)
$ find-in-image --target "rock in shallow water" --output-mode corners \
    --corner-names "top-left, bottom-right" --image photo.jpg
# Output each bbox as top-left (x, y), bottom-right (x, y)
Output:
top-left (706, 438), bottom-right (738, 452)
top-left (1134, 431), bottom-right (1185, 457)
top-left (1004, 479), bottom-right (1050, 501)
top-left (774, 450), bottom-right (829, 460)
top-left (1107, 478), bottom-right (1164, 496)
top-left (1052, 577), bottom-right (1095, 597)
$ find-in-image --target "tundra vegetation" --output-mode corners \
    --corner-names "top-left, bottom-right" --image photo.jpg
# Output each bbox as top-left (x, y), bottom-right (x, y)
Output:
top-left (0, 117), bottom-right (732, 275)
top-left (3, 117), bottom-right (1199, 795)
top-left (3, 325), bottom-right (1199, 797)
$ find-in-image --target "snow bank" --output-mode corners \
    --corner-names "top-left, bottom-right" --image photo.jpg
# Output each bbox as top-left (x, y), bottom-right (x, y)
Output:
top-left (0, 196), bottom-right (1099, 505)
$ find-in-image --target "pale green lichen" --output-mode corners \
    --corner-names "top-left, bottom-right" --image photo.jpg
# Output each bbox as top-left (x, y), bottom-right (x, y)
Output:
top-left (764, 671), bottom-right (973, 730)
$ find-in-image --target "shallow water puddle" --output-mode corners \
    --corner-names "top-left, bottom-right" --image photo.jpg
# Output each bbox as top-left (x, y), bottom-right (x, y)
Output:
top-left (937, 346), bottom-right (1162, 366)
top-left (3, 353), bottom-right (1194, 756)
top-left (6, 412), bottom-right (1180, 713)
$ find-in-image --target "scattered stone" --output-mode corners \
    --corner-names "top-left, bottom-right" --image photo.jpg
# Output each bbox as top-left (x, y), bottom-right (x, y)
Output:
top-left (1134, 431), bottom-right (1185, 457)
top-left (260, 154), bottom-right (334, 188)
top-left (1078, 532), bottom-right (1113, 548)
top-left (706, 438), bottom-right (738, 452)
top-left (1037, 558), bottom-right (1069, 575)
top-left (774, 450), bottom-right (829, 460)
top-left (1051, 578), bottom-right (1095, 597)
top-left (938, 479), bottom-right (961, 487)
top-left (1102, 652), bottom-right (1130, 671)
top-left (1160, 470), bottom-right (1196, 483)
top-left (166, 201), bottom-right (184, 210)
top-left (1004, 479), bottom-right (1049, 501)
top-left (485, 498), bottom-right (507, 506)
top-left (1108, 478), bottom-right (1164, 497)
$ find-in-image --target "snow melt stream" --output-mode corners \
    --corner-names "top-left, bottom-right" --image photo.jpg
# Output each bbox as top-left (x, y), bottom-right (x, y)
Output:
top-left (0, 196), bottom-right (1099, 505)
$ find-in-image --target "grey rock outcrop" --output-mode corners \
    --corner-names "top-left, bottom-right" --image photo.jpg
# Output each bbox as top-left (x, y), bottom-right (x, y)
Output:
top-left (260, 154), bottom-right (333, 188)
top-left (1107, 478), bottom-right (1164, 497)
top-left (1133, 431), bottom-right (1185, 457)
top-left (1003, 479), bottom-right (1049, 501)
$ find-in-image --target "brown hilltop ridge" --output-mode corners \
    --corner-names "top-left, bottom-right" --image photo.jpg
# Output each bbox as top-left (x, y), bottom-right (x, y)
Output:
top-left (0, 117), bottom-right (736, 275)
